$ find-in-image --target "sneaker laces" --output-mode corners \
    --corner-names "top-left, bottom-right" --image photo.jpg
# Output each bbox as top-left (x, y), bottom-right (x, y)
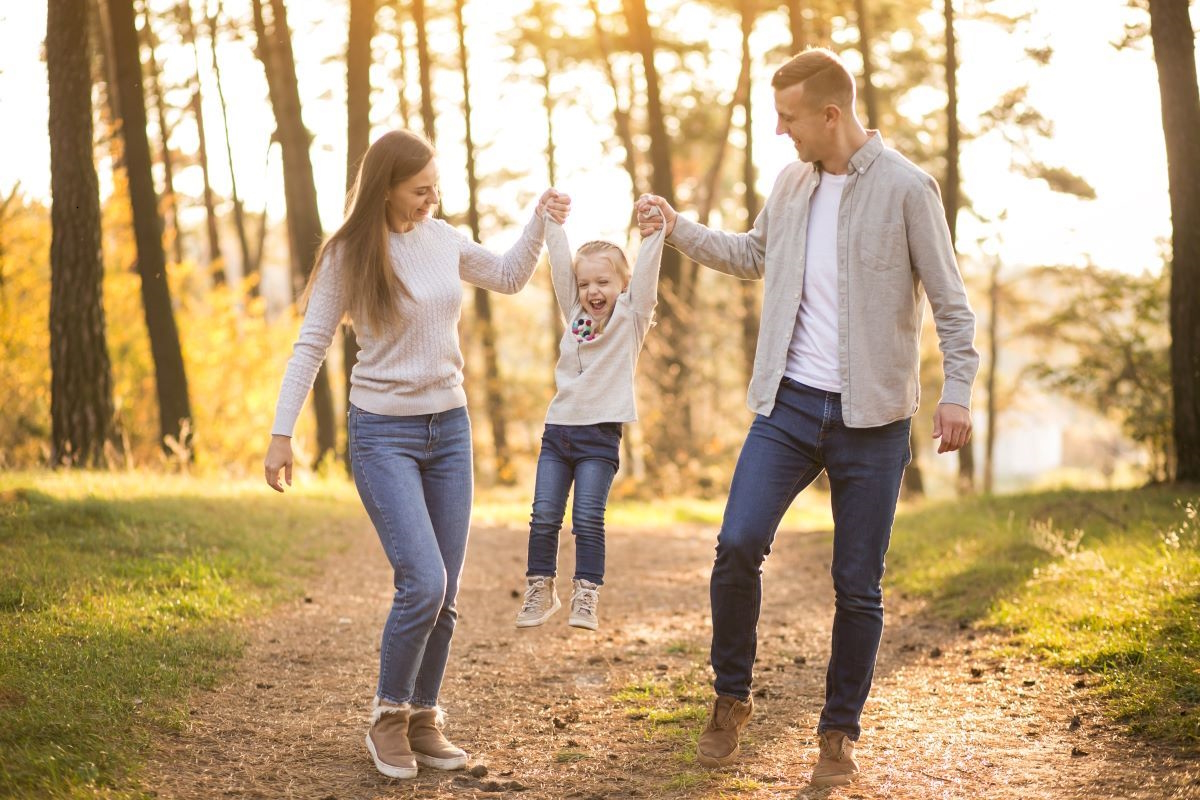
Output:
top-left (521, 579), bottom-right (550, 614)
top-left (573, 586), bottom-right (598, 616)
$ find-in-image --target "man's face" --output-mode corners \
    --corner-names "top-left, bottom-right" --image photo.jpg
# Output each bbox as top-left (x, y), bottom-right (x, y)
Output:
top-left (775, 83), bottom-right (831, 164)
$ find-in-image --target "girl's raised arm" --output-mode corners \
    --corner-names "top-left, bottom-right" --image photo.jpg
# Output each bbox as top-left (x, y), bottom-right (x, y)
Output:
top-left (545, 217), bottom-right (576, 319)
top-left (627, 207), bottom-right (666, 318)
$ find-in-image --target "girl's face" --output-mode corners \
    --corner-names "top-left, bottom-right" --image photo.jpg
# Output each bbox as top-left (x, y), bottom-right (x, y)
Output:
top-left (575, 255), bottom-right (626, 323)
top-left (386, 160), bottom-right (440, 233)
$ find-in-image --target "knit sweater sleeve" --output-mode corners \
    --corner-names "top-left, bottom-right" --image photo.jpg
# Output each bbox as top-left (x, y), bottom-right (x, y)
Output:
top-left (545, 217), bottom-right (576, 318)
top-left (457, 211), bottom-right (546, 294)
top-left (269, 249), bottom-right (346, 437)
top-left (627, 213), bottom-right (665, 318)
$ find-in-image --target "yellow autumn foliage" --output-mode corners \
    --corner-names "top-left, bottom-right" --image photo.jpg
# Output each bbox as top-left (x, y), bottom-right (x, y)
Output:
top-left (0, 185), bottom-right (314, 474)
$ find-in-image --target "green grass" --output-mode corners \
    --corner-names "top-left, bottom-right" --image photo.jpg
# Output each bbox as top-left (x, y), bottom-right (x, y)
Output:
top-left (612, 670), bottom-right (712, 793)
top-left (0, 471), bottom-right (364, 798)
top-left (888, 486), bottom-right (1200, 748)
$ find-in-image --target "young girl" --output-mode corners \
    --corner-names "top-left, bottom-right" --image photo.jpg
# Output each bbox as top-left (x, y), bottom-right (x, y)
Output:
top-left (515, 206), bottom-right (665, 631)
top-left (264, 129), bottom-right (568, 779)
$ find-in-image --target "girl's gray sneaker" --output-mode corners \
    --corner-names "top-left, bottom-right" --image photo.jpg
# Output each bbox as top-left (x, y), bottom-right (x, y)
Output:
top-left (516, 576), bottom-right (561, 627)
top-left (569, 579), bottom-right (600, 630)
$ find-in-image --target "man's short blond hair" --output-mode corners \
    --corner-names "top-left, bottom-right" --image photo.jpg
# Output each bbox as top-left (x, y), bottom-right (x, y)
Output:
top-left (771, 48), bottom-right (856, 111)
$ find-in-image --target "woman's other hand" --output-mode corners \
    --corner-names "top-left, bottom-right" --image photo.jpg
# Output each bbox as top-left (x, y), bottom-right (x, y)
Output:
top-left (265, 435), bottom-right (294, 493)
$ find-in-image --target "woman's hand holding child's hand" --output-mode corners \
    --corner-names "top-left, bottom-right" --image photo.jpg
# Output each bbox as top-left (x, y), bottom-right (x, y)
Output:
top-left (538, 189), bottom-right (571, 224)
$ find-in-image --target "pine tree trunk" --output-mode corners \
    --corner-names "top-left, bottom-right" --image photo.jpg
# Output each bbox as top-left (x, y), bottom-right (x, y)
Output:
top-left (533, 0), bottom-right (563, 377)
top-left (853, 0), bottom-right (879, 128)
top-left (390, 1), bottom-right (413, 130)
top-left (412, 0), bottom-right (436, 142)
top-left (785, 0), bottom-right (805, 52)
top-left (984, 258), bottom-right (999, 494)
top-left (179, 0), bottom-right (224, 281)
top-left (944, 0), bottom-right (974, 493)
top-left (622, 0), bottom-right (690, 469)
top-left (1149, 0), bottom-right (1200, 483)
top-left (207, 0), bottom-right (255, 294)
top-left (456, 0), bottom-right (512, 484)
top-left (137, 3), bottom-right (184, 265)
top-left (588, 0), bottom-right (641, 209)
top-left (739, 1), bottom-right (759, 389)
top-left (48, 0), bottom-right (115, 468)
top-left (107, 0), bottom-right (194, 457)
top-left (252, 0), bottom-right (336, 467)
top-left (344, 0), bottom-right (374, 471)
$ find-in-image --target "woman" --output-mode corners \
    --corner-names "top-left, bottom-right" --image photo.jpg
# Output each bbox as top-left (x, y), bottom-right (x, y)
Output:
top-left (264, 129), bottom-right (569, 779)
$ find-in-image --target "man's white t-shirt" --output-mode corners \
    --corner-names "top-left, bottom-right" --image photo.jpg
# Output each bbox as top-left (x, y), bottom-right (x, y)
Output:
top-left (785, 172), bottom-right (846, 392)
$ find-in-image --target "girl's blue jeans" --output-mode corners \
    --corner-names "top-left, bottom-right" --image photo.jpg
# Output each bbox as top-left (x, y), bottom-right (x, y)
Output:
top-left (348, 404), bottom-right (472, 707)
top-left (525, 422), bottom-right (622, 586)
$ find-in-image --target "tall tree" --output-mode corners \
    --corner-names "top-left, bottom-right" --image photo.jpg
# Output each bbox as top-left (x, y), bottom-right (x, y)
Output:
top-left (137, 3), bottom-right (184, 265)
top-left (106, 0), bottom-right (194, 456)
top-left (179, 0), bottom-right (224, 280)
top-left (412, 0), bottom-right (437, 142)
top-left (48, 0), bottom-right (114, 467)
top-left (252, 0), bottom-right (337, 466)
top-left (515, 0), bottom-right (566, 373)
top-left (853, 0), bottom-right (880, 128)
top-left (344, 0), bottom-right (375, 470)
top-left (206, 0), bottom-right (256, 293)
top-left (983, 251), bottom-right (1000, 494)
top-left (784, 0), bottom-right (805, 51)
top-left (455, 0), bottom-right (514, 483)
top-left (623, 0), bottom-right (691, 463)
top-left (1149, 0), bottom-right (1200, 483)
top-left (347, 0), bottom-right (374, 185)
top-left (511, 0), bottom-right (566, 376)
top-left (943, 0), bottom-right (974, 493)
top-left (386, 0), bottom-right (414, 129)
top-left (588, 0), bottom-right (642, 209)
top-left (738, 0), bottom-right (759, 386)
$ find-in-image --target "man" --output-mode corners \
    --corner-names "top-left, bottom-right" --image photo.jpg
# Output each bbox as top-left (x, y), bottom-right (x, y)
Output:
top-left (636, 47), bottom-right (977, 787)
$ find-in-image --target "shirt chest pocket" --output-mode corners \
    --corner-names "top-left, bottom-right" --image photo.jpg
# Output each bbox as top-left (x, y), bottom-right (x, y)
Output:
top-left (859, 222), bottom-right (908, 272)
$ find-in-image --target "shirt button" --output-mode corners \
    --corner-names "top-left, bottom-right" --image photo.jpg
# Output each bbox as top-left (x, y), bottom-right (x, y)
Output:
top-left (793, 293), bottom-right (799, 299)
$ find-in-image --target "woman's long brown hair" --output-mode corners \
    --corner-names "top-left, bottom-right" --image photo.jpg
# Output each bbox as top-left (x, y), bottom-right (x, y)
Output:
top-left (300, 130), bottom-right (435, 333)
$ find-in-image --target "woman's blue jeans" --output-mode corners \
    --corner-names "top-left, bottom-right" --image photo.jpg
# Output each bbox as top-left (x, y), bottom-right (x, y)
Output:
top-left (709, 378), bottom-right (911, 739)
top-left (348, 404), bottom-right (472, 707)
top-left (525, 422), bottom-right (621, 586)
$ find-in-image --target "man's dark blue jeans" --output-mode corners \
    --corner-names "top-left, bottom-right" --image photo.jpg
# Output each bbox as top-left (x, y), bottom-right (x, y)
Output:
top-left (526, 422), bottom-right (622, 586)
top-left (710, 377), bottom-right (911, 739)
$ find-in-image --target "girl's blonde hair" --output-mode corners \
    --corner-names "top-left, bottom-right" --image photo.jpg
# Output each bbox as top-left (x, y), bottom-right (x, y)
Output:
top-left (574, 241), bottom-right (631, 334)
top-left (574, 240), bottom-right (631, 285)
top-left (300, 130), bottom-right (436, 332)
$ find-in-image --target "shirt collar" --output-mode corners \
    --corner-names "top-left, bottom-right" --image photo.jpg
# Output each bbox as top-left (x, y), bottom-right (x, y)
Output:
top-left (847, 130), bottom-right (884, 175)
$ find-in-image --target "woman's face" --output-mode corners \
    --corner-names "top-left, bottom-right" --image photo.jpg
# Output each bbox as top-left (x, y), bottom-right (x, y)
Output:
top-left (386, 160), bottom-right (440, 233)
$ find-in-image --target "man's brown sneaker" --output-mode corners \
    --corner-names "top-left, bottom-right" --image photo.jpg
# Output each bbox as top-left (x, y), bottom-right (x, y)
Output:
top-left (365, 700), bottom-right (418, 779)
top-left (696, 694), bottom-right (754, 767)
top-left (408, 706), bottom-right (468, 770)
top-left (810, 730), bottom-right (860, 787)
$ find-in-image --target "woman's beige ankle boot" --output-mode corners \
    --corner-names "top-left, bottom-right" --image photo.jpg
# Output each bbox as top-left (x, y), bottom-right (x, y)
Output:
top-left (365, 700), bottom-right (418, 779)
top-left (408, 706), bottom-right (468, 770)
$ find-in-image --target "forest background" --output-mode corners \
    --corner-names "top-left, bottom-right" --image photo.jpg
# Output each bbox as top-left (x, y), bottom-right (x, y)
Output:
top-left (2, 0), bottom-right (1199, 493)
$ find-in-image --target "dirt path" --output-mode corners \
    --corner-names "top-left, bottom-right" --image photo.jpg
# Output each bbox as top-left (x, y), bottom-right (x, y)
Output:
top-left (145, 516), bottom-right (1199, 799)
